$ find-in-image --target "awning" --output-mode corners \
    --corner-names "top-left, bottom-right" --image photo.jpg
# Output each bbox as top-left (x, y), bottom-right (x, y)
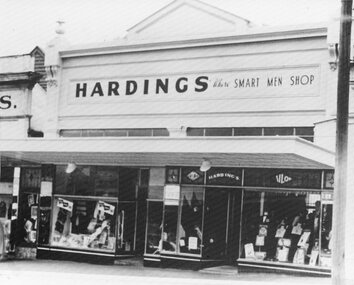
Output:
top-left (0, 136), bottom-right (334, 169)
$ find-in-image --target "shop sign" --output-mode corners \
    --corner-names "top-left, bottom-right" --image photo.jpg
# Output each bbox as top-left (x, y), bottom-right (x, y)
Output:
top-left (57, 198), bottom-right (73, 212)
top-left (275, 173), bottom-right (292, 185)
top-left (98, 201), bottom-right (115, 215)
top-left (181, 168), bottom-right (204, 185)
top-left (321, 192), bottom-right (333, 201)
top-left (70, 67), bottom-right (319, 103)
top-left (206, 168), bottom-right (242, 186)
top-left (244, 169), bottom-right (322, 189)
top-left (0, 90), bottom-right (28, 116)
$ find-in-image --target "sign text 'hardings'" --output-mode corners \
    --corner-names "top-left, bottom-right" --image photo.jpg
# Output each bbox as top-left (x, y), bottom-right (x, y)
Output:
top-left (73, 69), bottom-right (318, 99)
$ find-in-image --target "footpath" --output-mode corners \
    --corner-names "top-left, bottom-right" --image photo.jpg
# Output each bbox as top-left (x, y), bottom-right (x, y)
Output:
top-left (0, 258), bottom-right (337, 285)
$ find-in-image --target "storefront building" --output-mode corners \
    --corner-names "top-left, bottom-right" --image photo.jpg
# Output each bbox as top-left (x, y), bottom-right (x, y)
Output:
top-left (0, 47), bottom-right (46, 257)
top-left (0, 0), bottom-right (340, 277)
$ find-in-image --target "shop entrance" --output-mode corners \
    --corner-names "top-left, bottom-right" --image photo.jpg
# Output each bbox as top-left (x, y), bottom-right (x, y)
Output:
top-left (203, 188), bottom-right (242, 264)
top-left (116, 167), bottom-right (148, 256)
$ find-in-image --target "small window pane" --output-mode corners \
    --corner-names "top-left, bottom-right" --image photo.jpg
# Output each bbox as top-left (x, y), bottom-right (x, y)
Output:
top-left (86, 130), bottom-right (104, 137)
top-left (295, 127), bottom-right (314, 136)
top-left (205, 128), bottom-right (232, 136)
top-left (264, 127), bottom-right (294, 136)
top-left (104, 129), bottom-right (128, 137)
top-left (59, 130), bottom-right (82, 137)
top-left (234, 128), bottom-right (263, 136)
top-left (186, 128), bottom-right (204, 136)
top-left (118, 168), bottom-right (138, 201)
top-left (93, 166), bottom-right (118, 197)
top-left (0, 167), bottom-right (14, 182)
top-left (128, 129), bottom-right (152, 137)
top-left (55, 165), bottom-right (94, 196)
top-left (152, 128), bottom-right (169, 137)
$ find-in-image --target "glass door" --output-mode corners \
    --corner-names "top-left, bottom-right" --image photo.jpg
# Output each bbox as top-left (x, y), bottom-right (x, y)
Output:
top-left (202, 188), bottom-right (230, 260)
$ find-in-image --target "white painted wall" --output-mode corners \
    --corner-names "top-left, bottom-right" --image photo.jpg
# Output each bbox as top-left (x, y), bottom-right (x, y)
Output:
top-left (30, 84), bottom-right (47, 132)
top-left (0, 119), bottom-right (28, 139)
top-left (0, 55), bottom-right (34, 73)
top-left (57, 34), bottom-right (330, 132)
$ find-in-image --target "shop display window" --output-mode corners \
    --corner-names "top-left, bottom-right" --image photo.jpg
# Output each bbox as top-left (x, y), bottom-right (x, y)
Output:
top-left (51, 197), bottom-right (117, 252)
top-left (320, 203), bottom-right (332, 267)
top-left (179, 187), bottom-right (203, 255)
top-left (162, 204), bottom-right (178, 253)
top-left (145, 201), bottom-right (163, 254)
top-left (240, 190), bottom-right (329, 267)
top-left (18, 193), bottom-right (39, 245)
top-left (0, 195), bottom-right (12, 252)
top-left (160, 186), bottom-right (204, 255)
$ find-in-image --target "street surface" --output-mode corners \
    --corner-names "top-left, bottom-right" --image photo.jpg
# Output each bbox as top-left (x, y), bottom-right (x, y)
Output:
top-left (0, 259), bottom-right (338, 285)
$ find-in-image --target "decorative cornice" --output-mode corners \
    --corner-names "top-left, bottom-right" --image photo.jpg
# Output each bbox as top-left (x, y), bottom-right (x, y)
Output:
top-left (0, 72), bottom-right (42, 89)
top-left (60, 26), bottom-right (328, 59)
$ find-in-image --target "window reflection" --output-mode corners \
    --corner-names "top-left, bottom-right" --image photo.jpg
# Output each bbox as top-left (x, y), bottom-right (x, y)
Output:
top-left (162, 205), bottom-right (178, 252)
top-left (145, 201), bottom-right (163, 254)
top-left (179, 187), bottom-right (203, 254)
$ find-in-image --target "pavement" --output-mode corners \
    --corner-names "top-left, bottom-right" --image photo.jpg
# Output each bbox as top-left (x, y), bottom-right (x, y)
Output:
top-left (0, 257), bottom-right (341, 285)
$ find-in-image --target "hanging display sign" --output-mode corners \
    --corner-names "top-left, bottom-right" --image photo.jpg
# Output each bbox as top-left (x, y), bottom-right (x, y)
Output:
top-left (98, 201), bottom-right (115, 215)
top-left (244, 169), bottom-right (322, 189)
top-left (164, 185), bottom-right (180, 200)
top-left (206, 168), bottom-right (242, 186)
top-left (57, 198), bottom-right (73, 212)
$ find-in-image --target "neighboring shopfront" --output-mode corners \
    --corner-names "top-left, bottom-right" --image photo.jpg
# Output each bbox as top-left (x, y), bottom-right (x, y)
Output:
top-left (0, 0), bottom-right (338, 277)
top-left (0, 167), bottom-right (14, 254)
top-left (0, 46), bottom-right (45, 258)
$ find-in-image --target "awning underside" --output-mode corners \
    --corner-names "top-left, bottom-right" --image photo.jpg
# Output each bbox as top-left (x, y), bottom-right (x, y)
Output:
top-left (0, 152), bottom-right (332, 169)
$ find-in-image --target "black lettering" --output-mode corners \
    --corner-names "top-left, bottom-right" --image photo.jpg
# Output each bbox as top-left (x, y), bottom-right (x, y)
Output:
top-left (239, 79), bottom-right (244, 87)
top-left (156, 79), bottom-right (169, 94)
top-left (290, 76), bottom-right (295, 86)
top-left (310, 75), bottom-right (315, 84)
top-left (195, 76), bottom-right (209, 92)
top-left (175, 77), bottom-right (188, 93)
top-left (76, 83), bottom-right (87, 97)
top-left (126, 80), bottom-right (137, 95)
top-left (267, 78), bottom-right (274, 86)
top-left (108, 81), bottom-right (119, 96)
top-left (91, 82), bottom-right (104, 96)
top-left (0, 95), bottom-right (11, 109)
top-left (143, 79), bottom-right (149, 95)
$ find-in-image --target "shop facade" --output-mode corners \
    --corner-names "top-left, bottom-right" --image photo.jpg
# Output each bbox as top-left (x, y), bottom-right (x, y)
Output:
top-left (0, 0), bottom-right (339, 277)
top-left (0, 46), bottom-right (46, 258)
